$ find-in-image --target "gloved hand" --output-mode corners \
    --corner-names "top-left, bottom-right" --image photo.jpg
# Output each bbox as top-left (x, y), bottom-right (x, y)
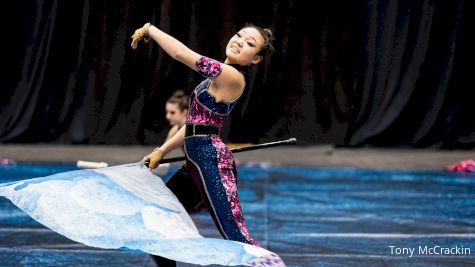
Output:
top-left (141, 147), bottom-right (164, 170)
top-left (131, 22), bottom-right (151, 49)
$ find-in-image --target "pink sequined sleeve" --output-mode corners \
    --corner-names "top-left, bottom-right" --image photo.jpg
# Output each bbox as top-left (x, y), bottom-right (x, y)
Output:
top-left (195, 56), bottom-right (222, 79)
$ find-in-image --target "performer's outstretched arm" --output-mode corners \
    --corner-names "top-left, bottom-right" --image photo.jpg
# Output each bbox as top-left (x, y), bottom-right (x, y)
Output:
top-left (131, 23), bottom-right (245, 98)
top-left (131, 23), bottom-right (201, 70)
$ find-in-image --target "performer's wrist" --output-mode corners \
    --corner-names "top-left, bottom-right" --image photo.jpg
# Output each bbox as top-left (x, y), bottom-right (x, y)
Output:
top-left (143, 22), bottom-right (152, 37)
top-left (154, 146), bottom-right (166, 155)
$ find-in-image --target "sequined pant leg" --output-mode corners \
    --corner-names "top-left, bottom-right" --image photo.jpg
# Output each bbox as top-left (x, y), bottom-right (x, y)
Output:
top-left (185, 136), bottom-right (260, 246)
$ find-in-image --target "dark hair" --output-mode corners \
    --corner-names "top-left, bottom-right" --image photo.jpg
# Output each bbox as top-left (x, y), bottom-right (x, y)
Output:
top-left (167, 90), bottom-right (189, 111)
top-left (243, 23), bottom-right (275, 58)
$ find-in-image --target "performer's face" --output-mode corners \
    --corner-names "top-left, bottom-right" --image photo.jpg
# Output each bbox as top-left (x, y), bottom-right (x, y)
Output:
top-left (165, 103), bottom-right (187, 126)
top-left (225, 27), bottom-right (264, 66)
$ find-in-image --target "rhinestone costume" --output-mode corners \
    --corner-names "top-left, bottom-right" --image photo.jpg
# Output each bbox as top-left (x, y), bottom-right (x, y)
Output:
top-left (169, 56), bottom-right (258, 246)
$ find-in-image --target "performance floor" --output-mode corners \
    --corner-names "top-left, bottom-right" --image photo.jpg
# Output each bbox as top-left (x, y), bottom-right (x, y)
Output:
top-left (1, 145), bottom-right (475, 266)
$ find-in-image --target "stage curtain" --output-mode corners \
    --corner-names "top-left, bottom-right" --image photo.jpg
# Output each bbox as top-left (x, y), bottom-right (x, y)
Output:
top-left (0, 0), bottom-right (471, 148)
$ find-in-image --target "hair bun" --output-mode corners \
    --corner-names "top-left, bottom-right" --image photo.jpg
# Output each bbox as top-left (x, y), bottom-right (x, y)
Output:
top-left (263, 28), bottom-right (273, 39)
top-left (172, 89), bottom-right (186, 98)
top-left (167, 89), bottom-right (189, 111)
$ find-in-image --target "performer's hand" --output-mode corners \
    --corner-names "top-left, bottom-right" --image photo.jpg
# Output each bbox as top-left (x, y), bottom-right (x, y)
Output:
top-left (131, 22), bottom-right (151, 49)
top-left (141, 148), bottom-right (164, 170)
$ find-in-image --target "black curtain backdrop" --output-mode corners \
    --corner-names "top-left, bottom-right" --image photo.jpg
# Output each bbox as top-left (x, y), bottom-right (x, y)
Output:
top-left (0, 0), bottom-right (472, 148)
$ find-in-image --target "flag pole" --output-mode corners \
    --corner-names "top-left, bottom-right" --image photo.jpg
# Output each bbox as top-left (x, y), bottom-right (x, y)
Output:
top-left (153, 138), bottom-right (297, 164)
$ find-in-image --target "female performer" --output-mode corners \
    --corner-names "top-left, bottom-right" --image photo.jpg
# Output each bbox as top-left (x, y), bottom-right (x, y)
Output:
top-left (131, 21), bottom-right (281, 266)
top-left (164, 90), bottom-right (188, 142)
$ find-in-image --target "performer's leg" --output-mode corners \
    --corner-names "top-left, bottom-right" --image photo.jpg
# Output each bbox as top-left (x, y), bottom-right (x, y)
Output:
top-left (185, 137), bottom-right (260, 246)
top-left (165, 162), bottom-right (206, 212)
top-left (150, 255), bottom-right (176, 267)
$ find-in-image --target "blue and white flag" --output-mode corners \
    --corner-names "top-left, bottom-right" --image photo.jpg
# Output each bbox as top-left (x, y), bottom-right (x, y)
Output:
top-left (0, 163), bottom-right (284, 266)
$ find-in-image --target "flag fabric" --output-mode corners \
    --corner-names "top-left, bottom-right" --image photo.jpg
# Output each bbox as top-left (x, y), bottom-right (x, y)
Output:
top-left (0, 163), bottom-right (285, 266)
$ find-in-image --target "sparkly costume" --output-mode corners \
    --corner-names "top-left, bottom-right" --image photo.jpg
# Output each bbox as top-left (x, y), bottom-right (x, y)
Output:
top-left (167, 56), bottom-right (258, 246)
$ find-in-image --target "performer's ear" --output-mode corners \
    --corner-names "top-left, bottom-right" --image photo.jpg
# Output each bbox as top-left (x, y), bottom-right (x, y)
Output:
top-left (251, 55), bottom-right (263, 65)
